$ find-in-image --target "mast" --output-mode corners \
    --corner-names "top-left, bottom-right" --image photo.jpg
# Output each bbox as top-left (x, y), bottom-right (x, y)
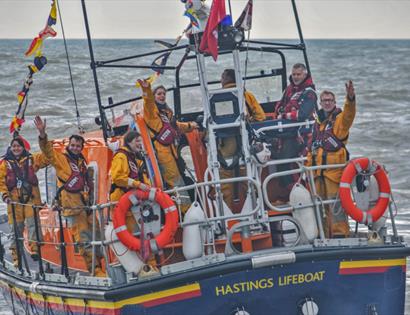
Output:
top-left (291, 0), bottom-right (311, 73)
top-left (81, 0), bottom-right (108, 141)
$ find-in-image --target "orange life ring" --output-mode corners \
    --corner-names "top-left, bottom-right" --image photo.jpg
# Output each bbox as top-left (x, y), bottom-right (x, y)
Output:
top-left (112, 189), bottom-right (179, 252)
top-left (339, 158), bottom-right (390, 225)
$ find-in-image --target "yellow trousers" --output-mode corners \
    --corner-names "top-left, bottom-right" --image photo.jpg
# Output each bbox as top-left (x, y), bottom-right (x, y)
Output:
top-left (220, 167), bottom-right (248, 212)
top-left (65, 211), bottom-right (102, 272)
top-left (158, 158), bottom-right (190, 213)
top-left (315, 176), bottom-right (350, 238)
top-left (7, 201), bottom-right (39, 254)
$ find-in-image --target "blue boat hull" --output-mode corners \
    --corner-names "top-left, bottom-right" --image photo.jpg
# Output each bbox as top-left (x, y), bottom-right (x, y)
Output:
top-left (0, 248), bottom-right (407, 315)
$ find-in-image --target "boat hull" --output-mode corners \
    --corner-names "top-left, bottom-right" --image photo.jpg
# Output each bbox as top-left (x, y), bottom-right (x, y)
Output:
top-left (0, 247), bottom-right (408, 315)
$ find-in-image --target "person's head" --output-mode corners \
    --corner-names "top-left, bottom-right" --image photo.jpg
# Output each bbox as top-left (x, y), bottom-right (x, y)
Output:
top-left (291, 63), bottom-right (308, 86)
top-left (124, 131), bottom-right (143, 153)
top-left (221, 69), bottom-right (236, 87)
top-left (68, 135), bottom-right (85, 155)
top-left (9, 137), bottom-right (26, 158)
top-left (153, 85), bottom-right (167, 105)
top-left (320, 90), bottom-right (337, 113)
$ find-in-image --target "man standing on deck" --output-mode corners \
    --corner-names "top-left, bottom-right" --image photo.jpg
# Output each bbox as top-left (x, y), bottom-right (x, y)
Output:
top-left (272, 63), bottom-right (317, 203)
top-left (307, 81), bottom-right (356, 238)
top-left (34, 115), bottom-right (105, 277)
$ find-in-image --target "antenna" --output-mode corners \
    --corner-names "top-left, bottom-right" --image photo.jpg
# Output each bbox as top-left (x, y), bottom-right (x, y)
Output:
top-left (81, 0), bottom-right (108, 141)
top-left (291, 0), bottom-right (311, 73)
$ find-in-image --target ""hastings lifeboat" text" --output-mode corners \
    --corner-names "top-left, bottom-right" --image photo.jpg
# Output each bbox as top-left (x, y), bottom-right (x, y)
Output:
top-left (215, 271), bottom-right (326, 296)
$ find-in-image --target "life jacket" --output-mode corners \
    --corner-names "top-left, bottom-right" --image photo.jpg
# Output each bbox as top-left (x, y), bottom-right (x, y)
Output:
top-left (275, 75), bottom-right (316, 115)
top-left (148, 108), bottom-right (178, 146)
top-left (57, 152), bottom-right (88, 194)
top-left (5, 155), bottom-right (38, 202)
top-left (110, 148), bottom-right (145, 193)
top-left (311, 108), bottom-right (349, 166)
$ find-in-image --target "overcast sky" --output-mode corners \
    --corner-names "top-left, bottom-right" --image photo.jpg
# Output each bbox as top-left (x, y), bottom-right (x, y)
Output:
top-left (0, 0), bottom-right (409, 39)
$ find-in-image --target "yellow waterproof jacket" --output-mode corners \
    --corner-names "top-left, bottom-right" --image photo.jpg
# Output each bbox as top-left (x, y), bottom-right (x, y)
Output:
top-left (219, 83), bottom-right (266, 158)
top-left (0, 152), bottom-right (49, 219)
top-left (39, 136), bottom-right (91, 216)
top-left (109, 146), bottom-right (148, 202)
top-left (223, 83), bottom-right (266, 122)
top-left (142, 84), bottom-right (195, 174)
top-left (306, 97), bottom-right (356, 183)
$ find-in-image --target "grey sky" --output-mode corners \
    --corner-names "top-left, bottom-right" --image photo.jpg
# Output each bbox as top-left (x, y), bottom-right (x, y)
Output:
top-left (0, 0), bottom-right (409, 39)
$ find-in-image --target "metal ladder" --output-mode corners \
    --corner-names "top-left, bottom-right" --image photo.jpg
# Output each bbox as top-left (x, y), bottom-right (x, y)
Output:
top-left (194, 48), bottom-right (257, 222)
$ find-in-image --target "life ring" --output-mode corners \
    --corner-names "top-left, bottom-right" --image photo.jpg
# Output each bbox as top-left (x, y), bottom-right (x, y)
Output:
top-left (339, 158), bottom-right (390, 225)
top-left (113, 189), bottom-right (179, 252)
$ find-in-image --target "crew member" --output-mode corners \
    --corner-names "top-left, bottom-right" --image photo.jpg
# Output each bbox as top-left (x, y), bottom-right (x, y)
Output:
top-left (0, 137), bottom-right (49, 264)
top-left (34, 115), bottom-right (105, 277)
top-left (273, 63), bottom-right (317, 203)
top-left (110, 130), bottom-right (151, 232)
top-left (137, 79), bottom-right (198, 213)
top-left (307, 81), bottom-right (356, 238)
top-left (219, 69), bottom-right (266, 210)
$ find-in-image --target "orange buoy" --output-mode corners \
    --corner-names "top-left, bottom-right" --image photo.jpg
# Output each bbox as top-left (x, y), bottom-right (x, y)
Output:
top-left (339, 158), bottom-right (390, 225)
top-left (113, 189), bottom-right (179, 252)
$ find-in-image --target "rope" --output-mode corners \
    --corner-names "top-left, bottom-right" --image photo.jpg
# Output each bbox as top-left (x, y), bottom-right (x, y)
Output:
top-left (56, 0), bottom-right (84, 134)
top-left (243, 30), bottom-right (251, 91)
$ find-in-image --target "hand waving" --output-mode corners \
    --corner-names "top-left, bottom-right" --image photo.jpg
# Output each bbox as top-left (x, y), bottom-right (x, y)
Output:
top-left (345, 80), bottom-right (355, 101)
top-left (137, 79), bottom-right (150, 89)
top-left (34, 115), bottom-right (47, 138)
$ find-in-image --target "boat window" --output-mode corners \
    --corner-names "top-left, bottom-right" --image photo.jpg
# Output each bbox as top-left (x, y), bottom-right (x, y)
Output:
top-left (244, 74), bottom-right (283, 104)
top-left (215, 100), bottom-right (235, 116)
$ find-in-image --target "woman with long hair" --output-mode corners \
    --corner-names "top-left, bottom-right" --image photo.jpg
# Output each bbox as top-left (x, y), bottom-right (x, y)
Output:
top-left (0, 136), bottom-right (49, 264)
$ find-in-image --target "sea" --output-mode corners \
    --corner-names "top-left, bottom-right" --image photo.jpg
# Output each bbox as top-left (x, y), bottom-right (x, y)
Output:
top-left (0, 39), bottom-right (409, 314)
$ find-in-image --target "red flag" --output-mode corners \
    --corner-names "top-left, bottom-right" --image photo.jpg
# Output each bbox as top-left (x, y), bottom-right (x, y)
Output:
top-left (199, 0), bottom-right (226, 61)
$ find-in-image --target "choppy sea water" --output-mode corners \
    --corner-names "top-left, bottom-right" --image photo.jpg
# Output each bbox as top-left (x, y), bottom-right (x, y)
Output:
top-left (0, 39), bottom-right (409, 313)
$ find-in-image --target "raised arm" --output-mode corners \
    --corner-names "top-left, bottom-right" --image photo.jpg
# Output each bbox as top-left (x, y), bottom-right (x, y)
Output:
top-left (34, 115), bottom-right (63, 168)
top-left (339, 80), bottom-right (356, 132)
top-left (138, 79), bottom-right (158, 121)
top-left (32, 152), bottom-right (50, 171)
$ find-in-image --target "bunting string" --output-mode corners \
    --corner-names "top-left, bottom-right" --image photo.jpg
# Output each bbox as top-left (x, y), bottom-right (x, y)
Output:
top-left (10, 0), bottom-right (58, 135)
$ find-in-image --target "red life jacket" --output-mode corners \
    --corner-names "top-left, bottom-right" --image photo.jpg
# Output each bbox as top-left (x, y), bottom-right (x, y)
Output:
top-left (275, 75), bottom-right (316, 115)
top-left (58, 153), bottom-right (88, 194)
top-left (5, 155), bottom-right (38, 191)
top-left (311, 108), bottom-right (349, 157)
top-left (148, 110), bottom-right (178, 146)
top-left (115, 148), bottom-right (142, 180)
top-left (111, 148), bottom-right (145, 193)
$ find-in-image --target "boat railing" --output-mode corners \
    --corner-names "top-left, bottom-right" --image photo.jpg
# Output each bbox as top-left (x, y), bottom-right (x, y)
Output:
top-left (165, 176), bottom-right (263, 224)
top-left (0, 156), bottom-right (400, 284)
top-left (254, 119), bottom-right (314, 135)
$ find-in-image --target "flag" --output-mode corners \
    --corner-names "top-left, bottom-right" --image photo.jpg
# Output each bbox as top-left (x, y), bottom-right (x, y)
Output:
top-left (199, 0), bottom-right (226, 61)
top-left (47, 0), bottom-right (57, 26)
top-left (234, 0), bottom-right (253, 31)
top-left (151, 52), bottom-right (171, 75)
top-left (9, 116), bottom-right (25, 134)
top-left (25, 0), bottom-right (57, 57)
top-left (12, 0), bottom-right (57, 135)
top-left (29, 55), bottom-right (48, 73)
top-left (184, 9), bottom-right (200, 29)
top-left (25, 37), bottom-right (43, 57)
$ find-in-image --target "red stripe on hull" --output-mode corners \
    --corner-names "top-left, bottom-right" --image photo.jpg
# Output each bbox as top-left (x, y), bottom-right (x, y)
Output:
top-left (339, 266), bottom-right (389, 275)
top-left (10, 290), bottom-right (119, 315)
top-left (142, 289), bottom-right (202, 308)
